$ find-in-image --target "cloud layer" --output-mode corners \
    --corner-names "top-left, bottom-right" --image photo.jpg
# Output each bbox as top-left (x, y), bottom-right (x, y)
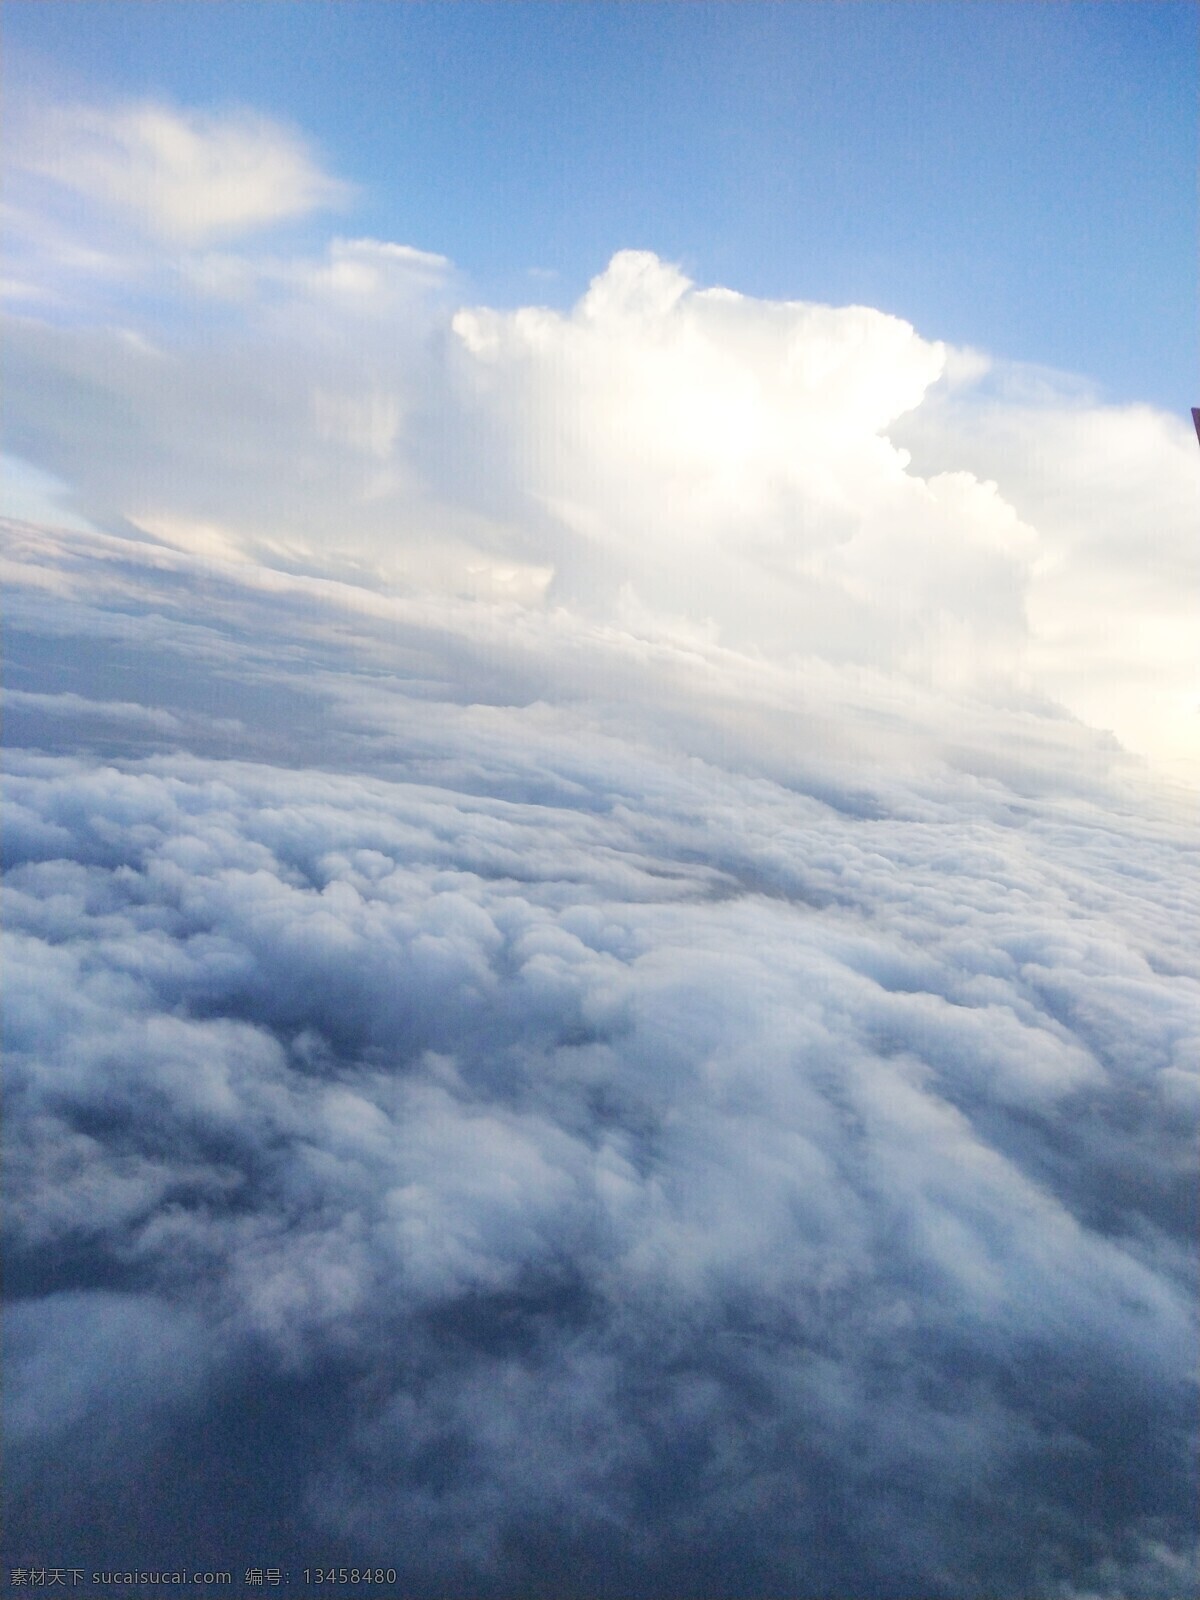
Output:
top-left (3, 518), bottom-right (1197, 1598)
top-left (3, 91), bottom-right (1198, 1598)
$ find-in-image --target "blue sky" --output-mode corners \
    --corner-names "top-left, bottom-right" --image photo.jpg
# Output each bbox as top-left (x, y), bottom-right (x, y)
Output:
top-left (6, 0), bottom-right (1196, 412)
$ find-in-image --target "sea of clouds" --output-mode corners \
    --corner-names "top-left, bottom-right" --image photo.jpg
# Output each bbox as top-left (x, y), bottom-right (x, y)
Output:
top-left (3, 99), bottom-right (1199, 1599)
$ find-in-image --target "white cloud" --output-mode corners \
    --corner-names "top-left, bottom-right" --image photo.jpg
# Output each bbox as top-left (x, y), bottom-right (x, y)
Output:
top-left (4, 235), bottom-right (1194, 776)
top-left (894, 376), bottom-right (1200, 782)
top-left (21, 101), bottom-right (349, 243)
top-left (449, 254), bottom-right (964, 631)
top-left (2, 513), bottom-right (1197, 1596)
top-left (3, 95), bottom-right (1198, 1593)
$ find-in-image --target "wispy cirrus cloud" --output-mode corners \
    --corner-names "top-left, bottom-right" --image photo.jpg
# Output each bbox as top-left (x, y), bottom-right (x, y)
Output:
top-left (16, 100), bottom-right (351, 245)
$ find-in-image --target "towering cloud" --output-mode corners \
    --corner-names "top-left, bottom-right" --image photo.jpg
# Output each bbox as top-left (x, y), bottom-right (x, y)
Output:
top-left (449, 251), bottom-right (1030, 676)
top-left (4, 172), bottom-right (1196, 770)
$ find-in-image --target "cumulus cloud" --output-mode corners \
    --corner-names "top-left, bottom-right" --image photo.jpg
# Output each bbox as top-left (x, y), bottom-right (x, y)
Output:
top-left (3, 519), bottom-right (1197, 1598)
top-left (893, 368), bottom-right (1200, 783)
top-left (449, 252), bottom-right (1031, 667)
top-left (17, 100), bottom-right (350, 244)
top-left (3, 228), bottom-right (1195, 773)
top-left (3, 92), bottom-right (1198, 1596)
